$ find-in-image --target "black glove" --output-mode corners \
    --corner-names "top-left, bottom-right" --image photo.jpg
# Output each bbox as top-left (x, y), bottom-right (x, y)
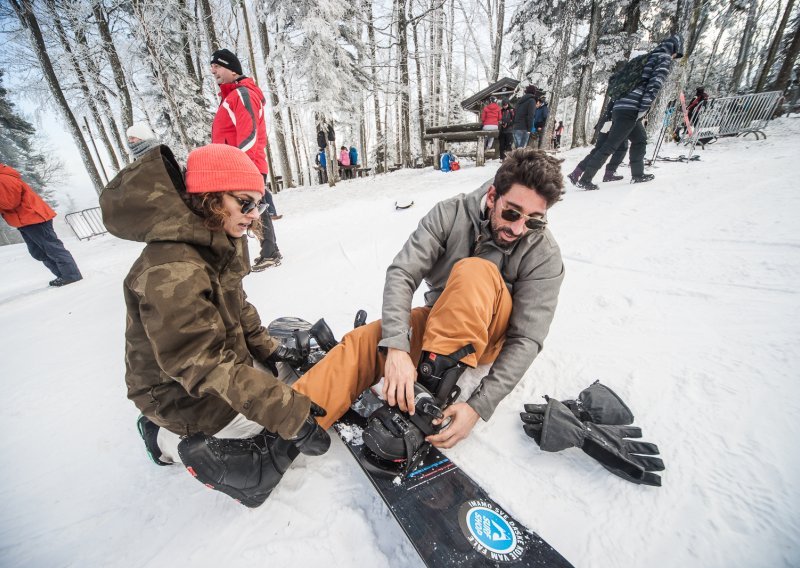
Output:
top-left (290, 402), bottom-right (330, 456)
top-left (522, 381), bottom-right (633, 426)
top-left (266, 333), bottom-right (311, 374)
top-left (521, 398), bottom-right (664, 486)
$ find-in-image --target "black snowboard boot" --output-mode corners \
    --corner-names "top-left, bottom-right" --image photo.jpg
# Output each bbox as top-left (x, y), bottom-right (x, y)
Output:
top-left (362, 346), bottom-right (474, 473)
top-left (631, 174), bottom-right (655, 184)
top-left (603, 169), bottom-right (624, 182)
top-left (178, 430), bottom-right (299, 508)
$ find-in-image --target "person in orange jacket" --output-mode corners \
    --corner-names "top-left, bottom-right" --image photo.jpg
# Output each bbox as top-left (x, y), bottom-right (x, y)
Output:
top-left (0, 163), bottom-right (82, 286)
top-left (480, 96), bottom-right (502, 150)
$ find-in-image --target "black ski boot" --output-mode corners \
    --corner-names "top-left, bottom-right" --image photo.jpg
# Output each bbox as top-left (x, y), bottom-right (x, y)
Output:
top-left (362, 345), bottom-right (474, 475)
top-left (178, 429), bottom-right (299, 508)
top-left (631, 174), bottom-right (655, 184)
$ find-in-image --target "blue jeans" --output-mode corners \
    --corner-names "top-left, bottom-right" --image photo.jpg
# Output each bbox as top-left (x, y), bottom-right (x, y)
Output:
top-left (513, 130), bottom-right (530, 149)
top-left (18, 220), bottom-right (82, 281)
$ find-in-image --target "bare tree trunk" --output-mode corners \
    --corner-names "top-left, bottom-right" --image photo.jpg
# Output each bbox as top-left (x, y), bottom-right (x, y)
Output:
top-left (48, 8), bottom-right (122, 173)
top-left (240, 0), bottom-right (260, 85)
top-left (92, 3), bottom-right (133, 131)
top-left (571, 0), bottom-right (601, 148)
top-left (772, 15), bottom-right (800, 92)
top-left (367, 0), bottom-right (385, 172)
top-left (177, 0), bottom-right (202, 88)
top-left (397, 0), bottom-right (412, 166)
top-left (71, 21), bottom-right (128, 166)
top-left (542, 3), bottom-right (576, 151)
top-left (757, 0), bottom-right (796, 91)
top-left (730, 0), bottom-right (759, 91)
top-left (11, 0), bottom-right (104, 194)
top-left (411, 7), bottom-right (426, 161)
top-left (443, 0), bottom-right (454, 124)
top-left (197, 0), bottom-right (220, 52)
top-left (491, 0), bottom-right (505, 82)
top-left (256, 19), bottom-right (294, 187)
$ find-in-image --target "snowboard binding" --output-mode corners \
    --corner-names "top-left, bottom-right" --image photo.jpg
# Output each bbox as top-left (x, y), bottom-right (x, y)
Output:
top-left (362, 345), bottom-right (475, 478)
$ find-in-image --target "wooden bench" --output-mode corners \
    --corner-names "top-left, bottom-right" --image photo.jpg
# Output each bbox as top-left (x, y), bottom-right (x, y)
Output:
top-left (355, 167), bottom-right (372, 178)
top-left (423, 123), bottom-right (499, 168)
top-left (266, 176), bottom-right (283, 192)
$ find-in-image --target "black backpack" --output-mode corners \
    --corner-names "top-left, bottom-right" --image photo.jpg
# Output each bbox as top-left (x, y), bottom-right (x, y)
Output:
top-left (606, 52), bottom-right (650, 101)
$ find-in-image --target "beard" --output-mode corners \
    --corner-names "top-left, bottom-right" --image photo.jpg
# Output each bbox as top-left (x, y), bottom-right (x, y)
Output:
top-left (489, 209), bottom-right (520, 250)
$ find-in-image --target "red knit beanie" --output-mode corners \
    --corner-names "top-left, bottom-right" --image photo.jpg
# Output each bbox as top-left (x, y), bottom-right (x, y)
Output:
top-left (185, 144), bottom-right (265, 195)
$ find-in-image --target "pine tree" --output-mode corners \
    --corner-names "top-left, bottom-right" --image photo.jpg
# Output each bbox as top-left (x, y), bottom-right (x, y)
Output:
top-left (0, 70), bottom-right (62, 245)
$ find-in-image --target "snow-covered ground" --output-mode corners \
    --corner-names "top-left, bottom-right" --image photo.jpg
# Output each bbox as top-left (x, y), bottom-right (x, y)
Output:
top-left (1, 119), bottom-right (799, 568)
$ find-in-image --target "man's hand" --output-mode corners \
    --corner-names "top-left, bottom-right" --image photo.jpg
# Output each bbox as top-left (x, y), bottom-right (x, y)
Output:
top-left (383, 348), bottom-right (418, 414)
top-left (426, 402), bottom-right (480, 449)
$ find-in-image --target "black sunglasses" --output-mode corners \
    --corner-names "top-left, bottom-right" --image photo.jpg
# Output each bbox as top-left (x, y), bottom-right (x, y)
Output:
top-left (497, 196), bottom-right (547, 231)
top-left (230, 195), bottom-right (268, 215)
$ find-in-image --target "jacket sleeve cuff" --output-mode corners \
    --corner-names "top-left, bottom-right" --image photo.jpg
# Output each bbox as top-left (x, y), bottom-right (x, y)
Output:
top-left (377, 331), bottom-right (411, 352)
top-left (466, 387), bottom-right (496, 422)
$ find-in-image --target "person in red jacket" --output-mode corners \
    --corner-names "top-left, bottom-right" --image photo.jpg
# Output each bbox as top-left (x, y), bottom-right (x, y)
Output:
top-left (480, 96), bottom-right (502, 150)
top-left (210, 48), bottom-right (282, 271)
top-left (0, 163), bottom-right (82, 286)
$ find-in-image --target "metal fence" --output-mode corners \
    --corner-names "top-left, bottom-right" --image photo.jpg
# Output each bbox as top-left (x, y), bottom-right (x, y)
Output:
top-left (685, 90), bottom-right (782, 158)
top-left (65, 207), bottom-right (107, 240)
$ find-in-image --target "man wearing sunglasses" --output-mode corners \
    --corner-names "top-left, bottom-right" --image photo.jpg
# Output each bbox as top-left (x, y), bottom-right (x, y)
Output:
top-left (292, 148), bottom-right (565, 466)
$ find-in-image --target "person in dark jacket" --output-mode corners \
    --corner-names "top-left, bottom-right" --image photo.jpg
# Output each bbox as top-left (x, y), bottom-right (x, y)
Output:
top-left (575, 35), bottom-right (684, 190)
top-left (499, 98), bottom-right (515, 159)
top-left (0, 163), bottom-right (82, 287)
top-left (531, 97), bottom-right (550, 149)
top-left (100, 144), bottom-right (330, 508)
top-left (511, 85), bottom-right (540, 148)
top-left (210, 48), bottom-right (283, 268)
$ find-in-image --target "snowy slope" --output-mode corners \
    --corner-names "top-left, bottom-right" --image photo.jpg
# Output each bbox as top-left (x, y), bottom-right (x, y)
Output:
top-left (1, 119), bottom-right (799, 568)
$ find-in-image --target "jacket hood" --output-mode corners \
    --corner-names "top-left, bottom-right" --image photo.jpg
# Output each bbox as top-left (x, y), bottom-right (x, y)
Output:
top-left (100, 145), bottom-right (224, 249)
top-left (0, 164), bottom-right (22, 180)
top-left (656, 34), bottom-right (684, 59)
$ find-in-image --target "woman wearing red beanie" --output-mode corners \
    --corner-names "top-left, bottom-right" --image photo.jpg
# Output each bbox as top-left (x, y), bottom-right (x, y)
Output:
top-left (100, 144), bottom-right (329, 508)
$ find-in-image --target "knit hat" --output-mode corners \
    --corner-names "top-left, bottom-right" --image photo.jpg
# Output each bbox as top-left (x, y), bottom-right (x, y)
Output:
top-left (210, 49), bottom-right (243, 75)
top-left (185, 144), bottom-right (264, 195)
top-left (126, 122), bottom-right (155, 141)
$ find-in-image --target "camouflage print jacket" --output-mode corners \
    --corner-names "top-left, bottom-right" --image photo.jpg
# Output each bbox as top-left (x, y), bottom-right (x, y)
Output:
top-left (99, 146), bottom-right (311, 439)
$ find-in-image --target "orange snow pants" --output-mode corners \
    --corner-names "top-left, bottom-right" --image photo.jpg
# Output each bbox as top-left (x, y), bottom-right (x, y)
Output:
top-left (292, 258), bottom-right (513, 429)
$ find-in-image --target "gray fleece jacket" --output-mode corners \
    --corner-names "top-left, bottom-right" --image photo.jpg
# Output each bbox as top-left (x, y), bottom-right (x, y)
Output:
top-left (379, 183), bottom-right (564, 420)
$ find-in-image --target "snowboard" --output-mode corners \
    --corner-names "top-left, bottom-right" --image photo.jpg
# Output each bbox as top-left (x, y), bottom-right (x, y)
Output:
top-left (268, 317), bottom-right (573, 568)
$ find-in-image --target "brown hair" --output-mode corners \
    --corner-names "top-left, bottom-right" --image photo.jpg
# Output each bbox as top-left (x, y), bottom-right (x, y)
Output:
top-left (493, 148), bottom-right (564, 207)
top-left (184, 191), bottom-right (263, 238)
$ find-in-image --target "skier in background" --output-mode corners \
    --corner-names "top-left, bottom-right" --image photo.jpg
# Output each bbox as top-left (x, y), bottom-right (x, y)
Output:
top-left (126, 122), bottom-right (159, 161)
top-left (480, 96), bottom-right (502, 150)
top-left (498, 98), bottom-right (515, 159)
top-left (574, 34), bottom-right (684, 190)
top-left (210, 48), bottom-right (283, 268)
top-left (0, 163), bottom-right (82, 287)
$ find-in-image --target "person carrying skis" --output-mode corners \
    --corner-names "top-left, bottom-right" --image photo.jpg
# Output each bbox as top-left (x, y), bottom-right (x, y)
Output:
top-left (574, 34), bottom-right (684, 190)
top-left (101, 144), bottom-right (330, 508)
top-left (291, 147), bottom-right (564, 460)
top-left (210, 48), bottom-right (283, 268)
